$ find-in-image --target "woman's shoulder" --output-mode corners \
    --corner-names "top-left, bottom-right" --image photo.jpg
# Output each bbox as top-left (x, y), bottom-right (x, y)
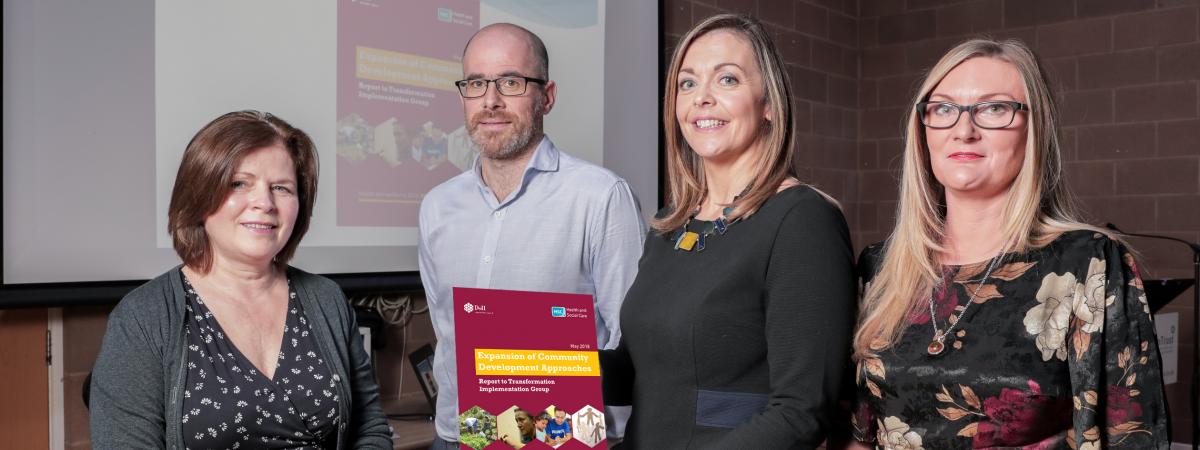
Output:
top-left (111, 267), bottom-right (184, 323)
top-left (1040, 228), bottom-right (1125, 262)
top-left (767, 184), bottom-right (846, 224)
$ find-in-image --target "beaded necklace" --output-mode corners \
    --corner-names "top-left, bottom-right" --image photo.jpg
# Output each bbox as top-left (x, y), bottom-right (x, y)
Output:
top-left (672, 186), bottom-right (750, 252)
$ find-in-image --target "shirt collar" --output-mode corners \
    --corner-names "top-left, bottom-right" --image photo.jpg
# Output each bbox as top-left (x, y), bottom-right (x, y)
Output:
top-left (471, 135), bottom-right (560, 188)
top-left (471, 135), bottom-right (560, 206)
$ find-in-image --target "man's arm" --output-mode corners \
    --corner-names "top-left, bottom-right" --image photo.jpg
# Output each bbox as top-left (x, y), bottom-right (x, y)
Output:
top-left (586, 180), bottom-right (646, 350)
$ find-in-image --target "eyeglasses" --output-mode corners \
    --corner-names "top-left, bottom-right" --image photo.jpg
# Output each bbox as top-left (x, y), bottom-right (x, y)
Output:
top-left (454, 76), bottom-right (546, 98)
top-left (915, 101), bottom-right (1030, 129)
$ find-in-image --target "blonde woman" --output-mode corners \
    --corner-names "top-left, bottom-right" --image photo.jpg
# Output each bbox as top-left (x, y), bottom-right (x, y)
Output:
top-left (847, 39), bottom-right (1168, 449)
top-left (601, 14), bottom-right (855, 448)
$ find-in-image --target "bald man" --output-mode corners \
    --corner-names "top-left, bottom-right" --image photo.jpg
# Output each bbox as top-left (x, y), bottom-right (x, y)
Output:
top-left (417, 23), bottom-right (646, 449)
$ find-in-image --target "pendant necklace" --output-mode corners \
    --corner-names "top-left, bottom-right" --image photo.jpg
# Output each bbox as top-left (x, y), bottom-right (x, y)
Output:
top-left (672, 186), bottom-right (751, 252)
top-left (927, 254), bottom-right (1002, 355)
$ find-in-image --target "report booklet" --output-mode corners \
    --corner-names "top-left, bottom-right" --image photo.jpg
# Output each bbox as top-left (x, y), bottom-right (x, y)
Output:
top-left (453, 287), bottom-right (607, 449)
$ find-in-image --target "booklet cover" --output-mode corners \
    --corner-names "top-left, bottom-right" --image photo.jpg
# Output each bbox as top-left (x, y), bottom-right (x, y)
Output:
top-left (453, 287), bottom-right (607, 449)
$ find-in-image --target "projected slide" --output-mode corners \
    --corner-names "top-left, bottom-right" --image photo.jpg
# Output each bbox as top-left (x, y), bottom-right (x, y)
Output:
top-left (155, 0), bottom-right (605, 247)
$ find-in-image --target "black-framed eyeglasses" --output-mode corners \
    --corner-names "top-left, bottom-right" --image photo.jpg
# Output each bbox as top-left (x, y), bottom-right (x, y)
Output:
top-left (915, 101), bottom-right (1030, 129)
top-left (454, 76), bottom-right (546, 98)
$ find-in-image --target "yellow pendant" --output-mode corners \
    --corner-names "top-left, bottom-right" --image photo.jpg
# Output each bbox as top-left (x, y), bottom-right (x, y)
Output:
top-left (674, 231), bottom-right (700, 251)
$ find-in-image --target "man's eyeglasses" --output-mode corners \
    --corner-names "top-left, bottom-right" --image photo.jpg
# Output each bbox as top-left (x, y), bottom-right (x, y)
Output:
top-left (915, 101), bottom-right (1030, 129)
top-left (454, 76), bottom-right (546, 98)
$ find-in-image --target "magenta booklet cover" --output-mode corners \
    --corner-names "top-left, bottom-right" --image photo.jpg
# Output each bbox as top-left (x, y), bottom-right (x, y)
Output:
top-left (453, 287), bottom-right (607, 449)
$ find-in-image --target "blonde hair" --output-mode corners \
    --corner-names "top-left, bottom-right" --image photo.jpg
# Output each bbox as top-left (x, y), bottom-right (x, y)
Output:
top-left (852, 38), bottom-right (1110, 360)
top-left (653, 14), bottom-right (797, 232)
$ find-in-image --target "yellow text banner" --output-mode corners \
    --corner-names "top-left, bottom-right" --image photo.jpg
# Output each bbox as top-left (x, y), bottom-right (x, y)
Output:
top-left (474, 348), bottom-right (600, 377)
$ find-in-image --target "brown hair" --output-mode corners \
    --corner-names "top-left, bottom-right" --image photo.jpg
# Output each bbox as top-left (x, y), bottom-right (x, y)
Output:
top-left (168, 110), bottom-right (318, 273)
top-left (654, 14), bottom-right (798, 232)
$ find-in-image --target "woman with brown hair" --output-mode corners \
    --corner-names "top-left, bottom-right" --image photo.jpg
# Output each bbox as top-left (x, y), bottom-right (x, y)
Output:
top-left (90, 111), bottom-right (391, 448)
top-left (601, 14), bottom-right (856, 448)
top-left (846, 39), bottom-right (1169, 449)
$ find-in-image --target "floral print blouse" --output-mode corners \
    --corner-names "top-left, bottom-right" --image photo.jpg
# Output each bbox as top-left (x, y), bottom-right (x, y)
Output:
top-left (852, 231), bottom-right (1170, 449)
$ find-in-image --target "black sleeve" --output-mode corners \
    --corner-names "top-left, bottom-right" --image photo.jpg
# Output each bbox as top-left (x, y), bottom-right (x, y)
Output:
top-left (599, 343), bottom-right (635, 406)
top-left (89, 297), bottom-right (168, 449)
top-left (702, 193), bottom-right (857, 449)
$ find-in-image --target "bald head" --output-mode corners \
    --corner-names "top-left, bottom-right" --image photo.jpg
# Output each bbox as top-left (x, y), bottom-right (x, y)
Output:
top-left (463, 23), bottom-right (548, 79)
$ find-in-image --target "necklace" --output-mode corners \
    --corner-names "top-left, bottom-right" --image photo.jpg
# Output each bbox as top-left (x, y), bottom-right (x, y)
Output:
top-left (672, 186), bottom-right (750, 252)
top-left (927, 254), bottom-right (1002, 355)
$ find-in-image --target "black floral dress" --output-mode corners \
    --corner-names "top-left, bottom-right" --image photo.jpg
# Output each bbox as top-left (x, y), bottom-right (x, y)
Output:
top-left (852, 231), bottom-right (1170, 449)
top-left (180, 274), bottom-right (342, 449)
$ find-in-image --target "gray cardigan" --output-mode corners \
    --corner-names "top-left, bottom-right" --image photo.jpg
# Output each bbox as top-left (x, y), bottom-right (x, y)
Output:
top-left (89, 266), bottom-right (392, 449)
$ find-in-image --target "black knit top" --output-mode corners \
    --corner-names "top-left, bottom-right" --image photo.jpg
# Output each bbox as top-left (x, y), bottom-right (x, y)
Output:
top-left (602, 185), bottom-right (857, 449)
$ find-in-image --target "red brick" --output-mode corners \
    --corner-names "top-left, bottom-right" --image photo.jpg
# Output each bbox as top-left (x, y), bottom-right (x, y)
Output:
top-left (758, 1), bottom-right (794, 28)
top-left (1114, 7), bottom-right (1198, 50)
top-left (774, 27), bottom-right (813, 67)
top-left (858, 200), bottom-right (879, 231)
top-left (1061, 89), bottom-right (1115, 126)
top-left (1115, 158), bottom-right (1200, 194)
top-left (1061, 128), bottom-right (1078, 161)
top-left (713, 0), bottom-right (756, 15)
top-left (989, 27), bottom-right (1038, 48)
top-left (860, 17), bottom-right (879, 47)
top-left (829, 75), bottom-right (859, 108)
top-left (876, 201), bottom-right (899, 234)
top-left (829, 12), bottom-right (858, 46)
top-left (1005, 0), bottom-right (1076, 27)
top-left (863, 46), bottom-right (909, 77)
top-left (860, 79), bottom-right (879, 108)
top-left (1158, 119), bottom-right (1200, 157)
top-left (859, 140), bottom-right (880, 170)
top-left (860, 169), bottom-right (902, 200)
top-left (693, 2), bottom-right (722, 24)
top-left (1159, 195), bottom-right (1200, 230)
top-left (1077, 50), bottom-right (1156, 89)
top-left (808, 168), bottom-right (852, 201)
top-left (861, 0), bottom-right (905, 17)
top-left (824, 137), bottom-right (860, 169)
top-left (664, 2), bottom-right (693, 36)
top-left (862, 107), bottom-right (908, 139)
top-left (793, 98), bottom-right (814, 132)
top-left (795, 1), bottom-right (829, 38)
top-left (813, 104), bottom-right (845, 138)
top-left (1065, 161), bottom-right (1116, 196)
top-left (812, 39), bottom-right (852, 76)
top-left (1045, 57), bottom-right (1078, 92)
top-left (878, 10), bottom-right (938, 43)
top-left (812, 0), bottom-right (856, 16)
top-left (877, 74), bottom-right (923, 108)
top-left (908, 0), bottom-right (971, 10)
top-left (791, 65), bottom-right (829, 102)
top-left (1115, 83), bottom-right (1198, 122)
top-left (878, 138), bottom-right (907, 171)
top-left (906, 37), bottom-right (965, 73)
top-left (1077, 0), bottom-right (1155, 18)
top-left (844, 108), bottom-right (861, 139)
top-left (935, 0), bottom-right (1004, 37)
top-left (1076, 123), bottom-right (1157, 159)
top-left (1159, 43), bottom-right (1200, 82)
top-left (1036, 18), bottom-right (1113, 57)
top-left (1078, 195), bottom-right (1157, 232)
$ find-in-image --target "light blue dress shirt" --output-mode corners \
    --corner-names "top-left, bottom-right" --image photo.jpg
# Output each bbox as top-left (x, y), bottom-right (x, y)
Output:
top-left (417, 136), bottom-right (647, 442)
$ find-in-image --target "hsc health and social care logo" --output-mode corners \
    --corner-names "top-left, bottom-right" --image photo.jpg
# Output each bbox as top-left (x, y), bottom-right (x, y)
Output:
top-left (551, 306), bottom-right (566, 317)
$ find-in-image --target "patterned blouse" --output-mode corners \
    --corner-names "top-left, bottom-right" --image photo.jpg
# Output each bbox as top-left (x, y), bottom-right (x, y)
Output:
top-left (180, 274), bottom-right (342, 449)
top-left (852, 231), bottom-right (1170, 449)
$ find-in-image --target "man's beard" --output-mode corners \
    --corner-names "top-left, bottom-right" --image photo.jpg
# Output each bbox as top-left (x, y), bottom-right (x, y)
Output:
top-left (467, 102), bottom-right (544, 160)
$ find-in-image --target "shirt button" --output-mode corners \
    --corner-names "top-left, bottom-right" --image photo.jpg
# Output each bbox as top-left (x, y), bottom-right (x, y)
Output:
top-left (482, 255), bottom-right (493, 263)
top-left (493, 211), bottom-right (504, 219)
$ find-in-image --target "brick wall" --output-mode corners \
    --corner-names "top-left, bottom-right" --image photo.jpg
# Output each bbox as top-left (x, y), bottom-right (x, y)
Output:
top-left (666, 0), bottom-right (1198, 444)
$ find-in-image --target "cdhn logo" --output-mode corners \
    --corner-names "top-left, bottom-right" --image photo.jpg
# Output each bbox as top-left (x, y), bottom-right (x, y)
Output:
top-left (463, 303), bottom-right (475, 313)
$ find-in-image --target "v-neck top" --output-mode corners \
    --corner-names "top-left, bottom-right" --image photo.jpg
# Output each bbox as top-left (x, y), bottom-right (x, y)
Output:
top-left (180, 275), bottom-right (342, 449)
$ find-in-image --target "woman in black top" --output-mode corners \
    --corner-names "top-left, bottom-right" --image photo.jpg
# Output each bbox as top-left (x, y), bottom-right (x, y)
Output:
top-left (845, 39), bottom-right (1168, 449)
top-left (601, 14), bottom-right (856, 449)
top-left (90, 111), bottom-right (391, 449)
